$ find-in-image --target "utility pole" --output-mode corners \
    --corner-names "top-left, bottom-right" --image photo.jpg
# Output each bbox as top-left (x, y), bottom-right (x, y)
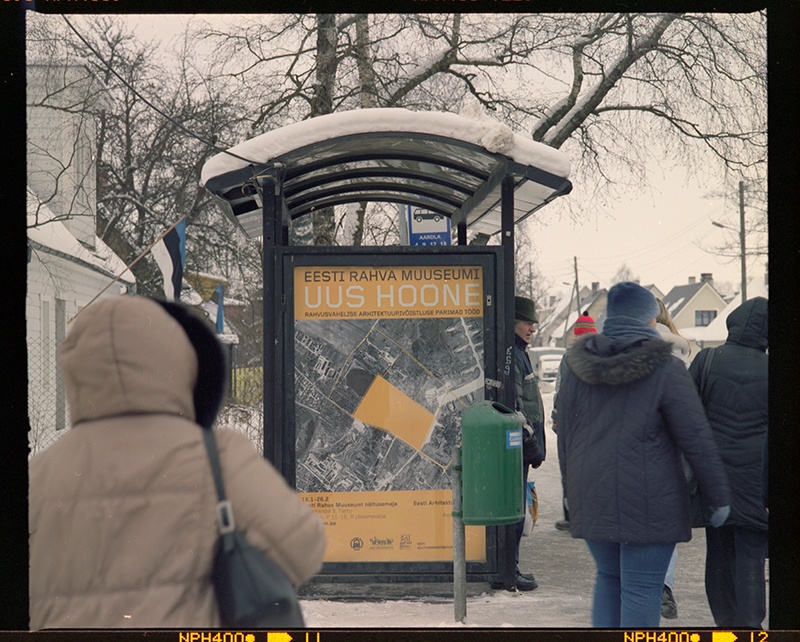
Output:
top-left (561, 284), bottom-right (575, 344)
top-left (562, 257), bottom-right (581, 347)
top-left (739, 180), bottom-right (747, 304)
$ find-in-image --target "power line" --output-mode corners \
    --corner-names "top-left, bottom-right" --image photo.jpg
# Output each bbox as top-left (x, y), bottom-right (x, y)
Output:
top-left (534, 200), bottom-right (727, 285)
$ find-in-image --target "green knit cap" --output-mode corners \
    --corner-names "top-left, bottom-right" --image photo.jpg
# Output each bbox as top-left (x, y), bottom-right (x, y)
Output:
top-left (514, 296), bottom-right (538, 323)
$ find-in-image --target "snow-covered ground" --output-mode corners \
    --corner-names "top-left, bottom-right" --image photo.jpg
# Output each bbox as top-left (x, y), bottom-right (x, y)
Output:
top-left (296, 384), bottom-right (768, 629)
top-left (298, 385), bottom-right (565, 628)
top-left (301, 589), bottom-right (548, 628)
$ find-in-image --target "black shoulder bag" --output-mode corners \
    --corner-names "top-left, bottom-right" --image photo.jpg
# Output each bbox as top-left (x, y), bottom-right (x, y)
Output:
top-left (686, 348), bottom-right (716, 528)
top-left (202, 428), bottom-right (306, 628)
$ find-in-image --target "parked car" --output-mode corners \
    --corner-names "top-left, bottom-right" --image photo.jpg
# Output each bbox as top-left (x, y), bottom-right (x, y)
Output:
top-left (527, 346), bottom-right (566, 382)
top-left (539, 354), bottom-right (563, 382)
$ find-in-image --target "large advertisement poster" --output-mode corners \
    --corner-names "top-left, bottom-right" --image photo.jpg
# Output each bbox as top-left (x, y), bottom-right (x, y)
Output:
top-left (293, 264), bottom-right (488, 563)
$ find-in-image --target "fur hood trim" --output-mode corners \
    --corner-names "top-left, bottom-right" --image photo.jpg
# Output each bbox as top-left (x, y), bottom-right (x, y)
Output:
top-left (566, 333), bottom-right (674, 386)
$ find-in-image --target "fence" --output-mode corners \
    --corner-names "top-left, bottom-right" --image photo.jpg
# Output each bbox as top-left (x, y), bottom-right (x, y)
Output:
top-left (27, 337), bottom-right (68, 457)
top-left (27, 338), bottom-right (267, 458)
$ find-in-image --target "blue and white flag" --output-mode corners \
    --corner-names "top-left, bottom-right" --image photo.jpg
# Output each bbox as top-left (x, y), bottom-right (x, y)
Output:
top-left (152, 219), bottom-right (186, 302)
top-left (214, 282), bottom-right (225, 334)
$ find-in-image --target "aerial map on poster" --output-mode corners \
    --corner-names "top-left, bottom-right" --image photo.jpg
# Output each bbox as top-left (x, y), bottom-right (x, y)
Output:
top-left (293, 264), bottom-right (488, 562)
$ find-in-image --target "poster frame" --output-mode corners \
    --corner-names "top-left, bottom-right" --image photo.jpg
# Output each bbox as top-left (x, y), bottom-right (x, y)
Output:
top-left (270, 244), bottom-right (510, 582)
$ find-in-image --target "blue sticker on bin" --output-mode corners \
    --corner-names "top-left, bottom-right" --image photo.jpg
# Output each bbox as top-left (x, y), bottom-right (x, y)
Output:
top-left (507, 429), bottom-right (522, 448)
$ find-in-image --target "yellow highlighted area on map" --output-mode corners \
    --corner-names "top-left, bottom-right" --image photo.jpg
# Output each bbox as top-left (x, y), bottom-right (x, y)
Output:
top-left (353, 375), bottom-right (433, 451)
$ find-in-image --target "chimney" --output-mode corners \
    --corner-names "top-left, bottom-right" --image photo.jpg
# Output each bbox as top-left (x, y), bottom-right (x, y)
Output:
top-left (700, 273), bottom-right (713, 283)
top-left (591, 282), bottom-right (599, 294)
top-left (549, 295), bottom-right (556, 308)
top-left (688, 276), bottom-right (696, 284)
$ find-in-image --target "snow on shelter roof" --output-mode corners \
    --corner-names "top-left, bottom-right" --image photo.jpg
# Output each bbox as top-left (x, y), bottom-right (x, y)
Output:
top-left (200, 108), bottom-right (572, 239)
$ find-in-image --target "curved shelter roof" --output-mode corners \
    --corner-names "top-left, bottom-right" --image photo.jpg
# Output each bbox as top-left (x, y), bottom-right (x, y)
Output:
top-left (200, 108), bottom-right (572, 240)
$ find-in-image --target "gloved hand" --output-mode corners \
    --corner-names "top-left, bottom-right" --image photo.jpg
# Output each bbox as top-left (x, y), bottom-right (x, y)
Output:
top-left (709, 505), bottom-right (730, 528)
top-left (522, 423), bottom-right (545, 468)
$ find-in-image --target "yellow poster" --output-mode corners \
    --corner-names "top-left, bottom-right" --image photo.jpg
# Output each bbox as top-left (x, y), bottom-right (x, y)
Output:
top-left (295, 266), bottom-right (483, 320)
top-left (299, 489), bottom-right (486, 563)
top-left (293, 262), bottom-right (487, 565)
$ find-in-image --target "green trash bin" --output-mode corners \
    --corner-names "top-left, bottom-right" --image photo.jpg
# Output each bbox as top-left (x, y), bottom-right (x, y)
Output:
top-left (460, 400), bottom-right (524, 526)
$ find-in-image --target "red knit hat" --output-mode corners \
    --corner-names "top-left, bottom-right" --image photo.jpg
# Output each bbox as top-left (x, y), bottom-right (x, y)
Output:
top-left (574, 312), bottom-right (597, 336)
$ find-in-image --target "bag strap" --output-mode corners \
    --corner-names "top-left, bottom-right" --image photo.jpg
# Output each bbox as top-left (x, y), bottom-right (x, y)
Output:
top-left (201, 428), bottom-right (236, 535)
top-left (699, 347), bottom-right (716, 400)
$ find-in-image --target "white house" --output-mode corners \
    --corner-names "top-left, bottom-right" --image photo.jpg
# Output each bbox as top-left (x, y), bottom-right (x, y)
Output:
top-left (661, 273), bottom-right (728, 332)
top-left (27, 62), bottom-right (134, 456)
top-left (681, 273), bottom-right (768, 356)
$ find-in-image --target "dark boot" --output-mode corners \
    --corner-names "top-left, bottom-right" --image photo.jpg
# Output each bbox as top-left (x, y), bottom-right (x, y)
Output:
top-left (661, 585), bottom-right (678, 619)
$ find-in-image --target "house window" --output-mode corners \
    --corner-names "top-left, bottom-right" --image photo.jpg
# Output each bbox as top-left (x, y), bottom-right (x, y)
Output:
top-left (695, 309), bottom-right (717, 327)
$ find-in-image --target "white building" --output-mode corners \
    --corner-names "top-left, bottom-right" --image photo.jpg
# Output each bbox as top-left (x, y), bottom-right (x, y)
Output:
top-left (681, 273), bottom-right (769, 355)
top-left (27, 63), bottom-right (134, 456)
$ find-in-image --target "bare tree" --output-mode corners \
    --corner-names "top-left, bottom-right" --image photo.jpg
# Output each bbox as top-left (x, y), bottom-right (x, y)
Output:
top-left (58, 17), bottom-right (257, 299)
top-left (515, 226), bottom-right (552, 307)
top-left (200, 14), bottom-right (584, 245)
top-left (523, 13), bottom-right (766, 213)
top-left (199, 12), bottom-right (765, 259)
top-left (31, 12), bottom-right (766, 298)
top-left (611, 263), bottom-right (640, 284)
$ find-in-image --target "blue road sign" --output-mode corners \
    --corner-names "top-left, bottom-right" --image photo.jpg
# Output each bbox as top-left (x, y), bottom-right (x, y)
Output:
top-left (407, 206), bottom-right (451, 246)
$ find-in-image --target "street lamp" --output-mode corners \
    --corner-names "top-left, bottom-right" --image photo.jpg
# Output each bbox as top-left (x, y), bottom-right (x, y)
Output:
top-left (712, 181), bottom-right (747, 304)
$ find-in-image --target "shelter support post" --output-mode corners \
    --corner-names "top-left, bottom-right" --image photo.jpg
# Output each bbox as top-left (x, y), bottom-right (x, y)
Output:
top-left (499, 174), bottom-right (517, 591)
top-left (457, 221), bottom-right (467, 246)
top-left (451, 445), bottom-right (467, 623)
top-left (261, 170), bottom-right (290, 478)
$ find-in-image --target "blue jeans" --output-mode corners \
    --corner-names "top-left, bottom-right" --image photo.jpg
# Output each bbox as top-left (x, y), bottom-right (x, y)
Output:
top-left (586, 539), bottom-right (676, 628)
top-left (664, 547), bottom-right (678, 591)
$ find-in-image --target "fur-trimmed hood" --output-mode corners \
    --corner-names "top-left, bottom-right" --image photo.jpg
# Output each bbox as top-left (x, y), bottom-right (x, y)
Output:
top-left (59, 296), bottom-right (227, 430)
top-left (565, 333), bottom-right (674, 386)
top-left (60, 296), bottom-right (200, 426)
top-left (556, 326), bottom-right (731, 546)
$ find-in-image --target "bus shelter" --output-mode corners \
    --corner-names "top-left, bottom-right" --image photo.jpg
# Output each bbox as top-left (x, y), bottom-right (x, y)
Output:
top-left (200, 108), bottom-right (572, 587)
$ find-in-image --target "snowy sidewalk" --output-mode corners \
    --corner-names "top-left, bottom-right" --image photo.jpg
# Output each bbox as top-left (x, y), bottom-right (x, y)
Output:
top-left (299, 386), bottom-right (768, 628)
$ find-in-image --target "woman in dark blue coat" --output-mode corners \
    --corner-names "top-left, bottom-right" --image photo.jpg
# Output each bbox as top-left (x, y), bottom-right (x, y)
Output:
top-left (689, 296), bottom-right (768, 629)
top-left (556, 282), bottom-right (731, 628)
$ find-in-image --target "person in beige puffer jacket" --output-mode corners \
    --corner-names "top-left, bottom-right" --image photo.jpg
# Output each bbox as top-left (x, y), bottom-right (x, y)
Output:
top-left (29, 296), bottom-right (326, 629)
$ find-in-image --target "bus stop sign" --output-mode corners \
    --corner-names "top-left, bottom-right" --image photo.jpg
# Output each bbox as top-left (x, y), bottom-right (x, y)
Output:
top-left (407, 206), bottom-right (451, 246)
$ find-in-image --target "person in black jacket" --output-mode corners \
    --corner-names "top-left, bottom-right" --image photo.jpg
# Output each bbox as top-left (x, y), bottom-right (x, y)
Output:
top-left (556, 282), bottom-right (731, 628)
top-left (552, 311), bottom-right (597, 532)
top-left (689, 296), bottom-right (768, 629)
top-left (490, 295), bottom-right (543, 592)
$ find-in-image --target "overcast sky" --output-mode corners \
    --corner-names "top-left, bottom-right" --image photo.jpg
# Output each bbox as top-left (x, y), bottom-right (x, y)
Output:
top-left (529, 163), bottom-right (761, 297)
top-left (66, 13), bottom-right (767, 299)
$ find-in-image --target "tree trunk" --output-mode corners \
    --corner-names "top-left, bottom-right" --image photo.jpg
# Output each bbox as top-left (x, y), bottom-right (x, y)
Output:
top-left (311, 14), bottom-right (338, 246)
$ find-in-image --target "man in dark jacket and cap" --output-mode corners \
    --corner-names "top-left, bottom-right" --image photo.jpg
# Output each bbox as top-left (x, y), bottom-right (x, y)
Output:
top-left (556, 281), bottom-right (730, 628)
top-left (490, 295), bottom-right (544, 592)
top-left (689, 296), bottom-right (769, 629)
